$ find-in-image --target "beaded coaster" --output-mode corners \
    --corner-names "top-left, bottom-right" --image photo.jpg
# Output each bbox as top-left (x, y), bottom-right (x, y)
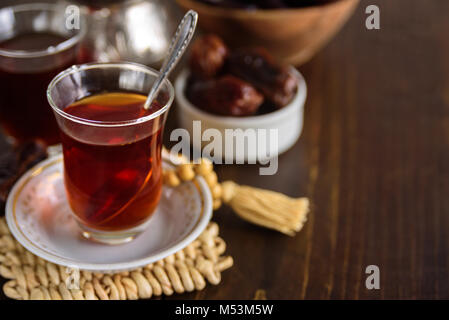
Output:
top-left (0, 216), bottom-right (233, 300)
top-left (0, 148), bottom-right (308, 299)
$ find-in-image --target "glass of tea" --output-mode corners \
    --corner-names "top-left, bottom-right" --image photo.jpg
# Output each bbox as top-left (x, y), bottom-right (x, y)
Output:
top-left (47, 62), bottom-right (174, 244)
top-left (0, 3), bottom-right (86, 145)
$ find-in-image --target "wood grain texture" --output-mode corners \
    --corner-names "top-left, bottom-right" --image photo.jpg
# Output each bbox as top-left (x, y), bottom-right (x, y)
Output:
top-left (167, 0), bottom-right (449, 299)
top-left (1, 0), bottom-right (449, 300)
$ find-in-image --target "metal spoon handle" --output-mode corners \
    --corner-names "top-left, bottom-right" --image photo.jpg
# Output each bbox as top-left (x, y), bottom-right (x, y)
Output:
top-left (144, 10), bottom-right (198, 110)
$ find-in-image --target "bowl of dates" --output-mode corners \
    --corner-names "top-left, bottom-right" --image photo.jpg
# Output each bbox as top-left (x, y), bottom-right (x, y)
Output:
top-left (175, 35), bottom-right (307, 161)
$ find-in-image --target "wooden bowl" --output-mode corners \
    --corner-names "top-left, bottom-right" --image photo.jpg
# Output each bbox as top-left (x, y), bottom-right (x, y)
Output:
top-left (176, 0), bottom-right (359, 66)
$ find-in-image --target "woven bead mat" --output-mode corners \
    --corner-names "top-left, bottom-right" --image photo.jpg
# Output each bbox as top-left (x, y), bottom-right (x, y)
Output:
top-left (0, 148), bottom-right (307, 300)
top-left (0, 216), bottom-right (233, 300)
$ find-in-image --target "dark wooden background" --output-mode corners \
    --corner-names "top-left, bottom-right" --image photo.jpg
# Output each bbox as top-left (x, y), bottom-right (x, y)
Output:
top-left (2, 0), bottom-right (449, 299)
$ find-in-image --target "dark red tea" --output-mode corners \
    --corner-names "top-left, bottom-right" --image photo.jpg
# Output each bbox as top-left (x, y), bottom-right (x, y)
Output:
top-left (61, 92), bottom-right (164, 231)
top-left (0, 32), bottom-right (80, 145)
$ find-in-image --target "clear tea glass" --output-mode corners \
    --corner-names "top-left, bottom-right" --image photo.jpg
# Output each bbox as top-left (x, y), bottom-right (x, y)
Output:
top-left (47, 62), bottom-right (174, 244)
top-left (0, 3), bottom-right (86, 145)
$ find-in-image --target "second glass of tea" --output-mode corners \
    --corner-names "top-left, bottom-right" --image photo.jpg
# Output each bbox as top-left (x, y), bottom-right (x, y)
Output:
top-left (47, 62), bottom-right (174, 244)
top-left (0, 3), bottom-right (86, 145)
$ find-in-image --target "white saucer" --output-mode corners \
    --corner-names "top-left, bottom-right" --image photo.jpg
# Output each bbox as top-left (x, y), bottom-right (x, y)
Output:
top-left (5, 155), bottom-right (212, 272)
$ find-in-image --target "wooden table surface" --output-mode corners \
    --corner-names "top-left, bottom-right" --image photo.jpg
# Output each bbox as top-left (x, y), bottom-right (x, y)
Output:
top-left (175, 0), bottom-right (449, 300)
top-left (2, 0), bottom-right (449, 300)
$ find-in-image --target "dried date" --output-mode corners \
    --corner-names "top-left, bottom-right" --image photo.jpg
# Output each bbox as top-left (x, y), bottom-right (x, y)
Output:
top-left (187, 75), bottom-right (264, 116)
top-left (0, 141), bottom-right (48, 214)
top-left (189, 34), bottom-right (229, 79)
top-left (227, 48), bottom-right (298, 108)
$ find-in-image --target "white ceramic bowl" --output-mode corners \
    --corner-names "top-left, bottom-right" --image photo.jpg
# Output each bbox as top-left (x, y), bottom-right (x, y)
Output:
top-left (175, 68), bottom-right (307, 162)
